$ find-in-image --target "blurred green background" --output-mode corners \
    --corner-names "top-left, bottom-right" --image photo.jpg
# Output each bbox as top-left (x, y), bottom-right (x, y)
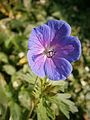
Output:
top-left (0, 0), bottom-right (90, 120)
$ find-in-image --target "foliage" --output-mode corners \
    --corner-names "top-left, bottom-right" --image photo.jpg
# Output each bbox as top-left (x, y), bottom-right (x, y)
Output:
top-left (0, 0), bottom-right (90, 120)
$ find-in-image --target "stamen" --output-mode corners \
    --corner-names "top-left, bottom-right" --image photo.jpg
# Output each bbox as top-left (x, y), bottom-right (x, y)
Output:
top-left (46, 49), bottom-right (56, 58)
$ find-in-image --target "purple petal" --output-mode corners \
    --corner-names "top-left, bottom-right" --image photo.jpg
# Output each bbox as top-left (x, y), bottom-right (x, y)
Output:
top-left (46, 20), bottom-right (71, 40)
top-left (54, 36), bottom-right (81, 62)
top-left (28, 24), bottom-right (53, 50)
top-left (44, 58), bottom-right (72, 80)
top-left (27, 50), bottom-right (46, 77)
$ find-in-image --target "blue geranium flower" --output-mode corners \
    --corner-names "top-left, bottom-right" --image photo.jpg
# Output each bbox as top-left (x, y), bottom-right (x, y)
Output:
top-left (27, 20), bottom-right (81, 80)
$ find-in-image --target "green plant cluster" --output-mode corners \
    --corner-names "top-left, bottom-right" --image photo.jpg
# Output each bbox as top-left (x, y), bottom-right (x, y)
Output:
top-left (0, 0), bottom-right (90, 120)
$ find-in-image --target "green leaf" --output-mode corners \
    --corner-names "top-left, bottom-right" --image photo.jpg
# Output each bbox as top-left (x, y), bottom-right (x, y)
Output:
top-left (50, 96), bottom-right (70, 119)
top-left (18, 89), bottom-right (31, 110)
top-left (0, 52), bottom-right (8, 63)
top-left (36, 99), bottom-right (49, 120)
top-left (0, 74), bottom-right (9, 104)
top-left (56, 94), bottom-right (78, 113)
top-left (58, 101), bottom-right (70, 119)
top-left (3, 64), bottom-right (16, 75)
top-left (0, 85), bottom-right (8, 105)
top-left (9, 19), bottom-right (24, 30)
top-left (47, 107), bottom-right (55, 120)
top-left (9, 102), bottom-right (22, 120)
top-left (62, 99), bottom-right (78, 113)
top-left (57, 93), bottom-right (71, 99)
top-left (0, 104), bottom-right (7, 120)
top-left (22, 68), bottom-right (37, 84)
top-left (49, 93), bottom-right (78, 119)
top-left (0, 32), bottom-right (8, 44)
top-left (49, 80), bottom-right (68, 92)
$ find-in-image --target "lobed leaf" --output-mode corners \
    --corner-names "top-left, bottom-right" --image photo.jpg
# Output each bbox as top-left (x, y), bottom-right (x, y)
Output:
top-left (36, 99), bottom-right (50, 120)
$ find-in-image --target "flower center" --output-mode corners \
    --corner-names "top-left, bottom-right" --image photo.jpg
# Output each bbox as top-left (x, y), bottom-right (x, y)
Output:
top-left (44, 48), bottom-right (56, 58)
